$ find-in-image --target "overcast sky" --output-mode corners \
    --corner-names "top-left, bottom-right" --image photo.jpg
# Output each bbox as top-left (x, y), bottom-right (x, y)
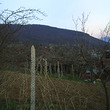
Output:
top-left (0, 0), bottom-right (110, 38)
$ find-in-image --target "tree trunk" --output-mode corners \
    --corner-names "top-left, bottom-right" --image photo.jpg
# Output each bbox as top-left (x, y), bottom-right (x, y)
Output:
top-left (101, 81), bottom-right (109, 110)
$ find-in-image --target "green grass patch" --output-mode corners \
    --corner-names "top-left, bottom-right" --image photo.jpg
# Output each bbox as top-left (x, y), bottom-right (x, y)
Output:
top-left (0, 99), bottom-right (72, 110)
top-left (37, 72), bottom-right (84, 82)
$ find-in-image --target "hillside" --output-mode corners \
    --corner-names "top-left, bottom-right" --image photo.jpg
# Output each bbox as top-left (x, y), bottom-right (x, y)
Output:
top-left (100, 36), bottom-right (110, 42)
top-left (14, 24), bottom-right (106, 47)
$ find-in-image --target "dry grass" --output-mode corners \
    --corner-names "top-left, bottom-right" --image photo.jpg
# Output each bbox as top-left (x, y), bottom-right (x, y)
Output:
top-left (0, 71), bottom-right (110, 110)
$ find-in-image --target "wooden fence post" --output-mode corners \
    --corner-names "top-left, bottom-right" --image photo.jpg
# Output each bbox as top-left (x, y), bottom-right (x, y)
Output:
top-left (57, 61), bottom-right (60, 78)
top-left (44, 58), bottom-right (48, 76)
top-left (71, 64), bottom-right (74, 77)
top-left (61, 64), bottom-right (63, 77)
top-left (49, 63), bottom-right (52, 74)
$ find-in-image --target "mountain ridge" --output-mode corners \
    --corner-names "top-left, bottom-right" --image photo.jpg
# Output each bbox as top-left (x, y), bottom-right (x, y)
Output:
top-left (13, 24), bottom-right (107, 47)
top-left (100, 36), bottom-right (110, 42)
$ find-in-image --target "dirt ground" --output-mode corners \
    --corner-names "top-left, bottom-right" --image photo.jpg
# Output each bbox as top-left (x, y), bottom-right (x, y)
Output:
top-left (0, 71), bottom-right (110, 110)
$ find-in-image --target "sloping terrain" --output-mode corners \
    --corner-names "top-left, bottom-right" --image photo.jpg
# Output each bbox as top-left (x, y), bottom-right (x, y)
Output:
top-left (100, 36), bottom-right (110, 42)
top-left (14, 24), bottom-right (106, 47)
top-left (0, 71), bottom-right (110, 110)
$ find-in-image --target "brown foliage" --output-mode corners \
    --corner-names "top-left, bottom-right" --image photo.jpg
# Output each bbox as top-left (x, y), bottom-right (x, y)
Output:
top-left (0, 71), bottom-right (110, 110)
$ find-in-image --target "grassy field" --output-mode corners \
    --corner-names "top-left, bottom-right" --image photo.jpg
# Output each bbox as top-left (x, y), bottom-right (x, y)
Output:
top-left (0, 70), bottom-right (110, 110)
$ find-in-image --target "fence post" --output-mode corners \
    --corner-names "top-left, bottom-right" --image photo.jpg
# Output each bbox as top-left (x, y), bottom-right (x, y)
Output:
top-left (57, 61), bottom-right (60, 78)
top-left (71, 64), bottom-right (74, 78)
top-left (31, 45), bottom-right (36, 110)
top-left (49, 63), bottom-right (52, 74)
top-left (44, 58), bottom-right (48, 76)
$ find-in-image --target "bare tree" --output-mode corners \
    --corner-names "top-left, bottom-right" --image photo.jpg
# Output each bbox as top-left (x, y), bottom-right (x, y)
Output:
top-left (78, 12), bottom-right (90, 33)
top-left (0, 7), bottom-right (45, 51)
top-left (99, 22), bottom-right (110, 110)
top-left (100, 21), bottom-right (110, 43)
top-left (72, 12), bottom-right (110, 110)
top-left (0, 7), bottom-right (45, 70)
top-left (72, 16), bottom-right (79, 31)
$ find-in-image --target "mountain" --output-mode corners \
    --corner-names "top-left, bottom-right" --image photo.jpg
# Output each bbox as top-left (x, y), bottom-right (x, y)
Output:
top-left (14, 24), bottom-right (106, 47)
top-left (100, 36), bottom-right (110, 42)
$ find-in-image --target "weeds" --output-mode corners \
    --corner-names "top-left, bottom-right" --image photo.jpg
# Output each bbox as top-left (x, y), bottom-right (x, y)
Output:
top-left (0, 71), bottom-right (109, 110)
